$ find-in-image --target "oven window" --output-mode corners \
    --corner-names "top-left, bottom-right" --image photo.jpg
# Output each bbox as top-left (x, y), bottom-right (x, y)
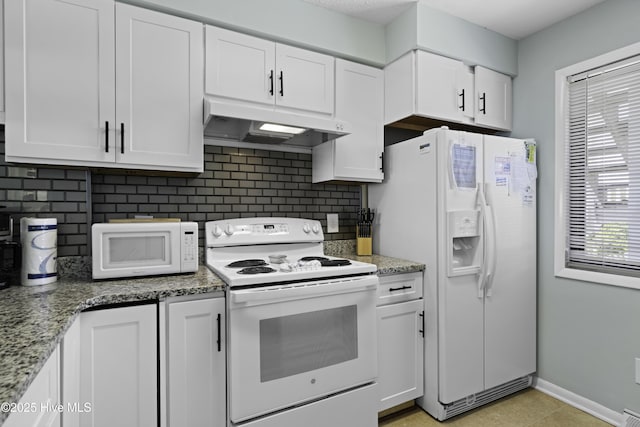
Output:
top-left (109, 236), bottom-right (166, 264)
top-left (259, 305), bottom-right (358, 382)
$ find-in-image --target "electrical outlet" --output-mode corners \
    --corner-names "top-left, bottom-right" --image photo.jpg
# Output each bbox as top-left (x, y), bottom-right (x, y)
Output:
top-left (327, 214), bottom-right (339, 233)
top-left (636, 358), bottom-right (640, 385)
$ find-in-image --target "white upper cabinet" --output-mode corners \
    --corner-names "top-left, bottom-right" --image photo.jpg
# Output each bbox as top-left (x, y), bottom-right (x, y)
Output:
top-left (5, 0), bottom-right (115, 164)
top-left (313, 59), bottom-right (384, 183)
top-left (275, 44), bottom-right (334, 115)
top-left (474, 65), bottom-right (513, 131)
top-left (385, 50), bottom-right (512, 131)
top-left (205, 25), bottom-right (334, 116)
top-left (114, 4), bottom-right (204, 171)
top-left (415, 51), bottom-right (474, 124)
top-left (205, 27), bottom-right (275, 108)
top-left (4, 0), bottom-right (203, 172)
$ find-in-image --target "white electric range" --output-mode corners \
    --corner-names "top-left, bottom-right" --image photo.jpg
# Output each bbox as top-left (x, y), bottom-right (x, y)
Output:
top-left (205, 217), bottom-right (379, 427)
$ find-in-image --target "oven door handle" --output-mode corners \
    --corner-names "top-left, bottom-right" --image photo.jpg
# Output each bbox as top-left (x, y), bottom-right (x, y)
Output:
top-left (231, 276), bottom-right (378, 305)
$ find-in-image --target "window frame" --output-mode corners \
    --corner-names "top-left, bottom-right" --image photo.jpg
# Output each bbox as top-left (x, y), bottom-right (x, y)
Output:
top-left (555, 40), bottom-right (640, 290)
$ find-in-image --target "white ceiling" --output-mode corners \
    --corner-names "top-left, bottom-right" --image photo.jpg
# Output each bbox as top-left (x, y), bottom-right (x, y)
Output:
top-left (302, 0), bottom-right (608, 40)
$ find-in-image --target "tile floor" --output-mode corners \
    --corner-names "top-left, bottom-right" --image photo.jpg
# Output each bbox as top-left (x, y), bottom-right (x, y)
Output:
top-left (378, 389), bottom-right (612, 427)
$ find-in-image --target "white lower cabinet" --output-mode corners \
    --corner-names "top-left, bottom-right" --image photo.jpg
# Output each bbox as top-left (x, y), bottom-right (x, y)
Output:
top-left (3, 346), bottom-right (60, 427)
top-left (78, 304), bottom-right (157, 427)
top-left (377, 272), bottom-right (424, 412)
top-left (61, 317), bottom-right (81, 427)
top-left (166, 297), bottom-right (226, 427)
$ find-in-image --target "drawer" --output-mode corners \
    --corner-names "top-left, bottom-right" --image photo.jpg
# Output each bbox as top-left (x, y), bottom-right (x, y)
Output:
top-left (376, 271), bottom-right (423, 306)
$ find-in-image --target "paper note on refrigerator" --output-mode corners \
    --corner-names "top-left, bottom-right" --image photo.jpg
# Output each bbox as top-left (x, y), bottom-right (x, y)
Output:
top-left (510, 154), bottom-right (536, 206)
top-left (494, 156), bottom-right (510, 186)
top-left (451, 143), bottom-right (476, 189)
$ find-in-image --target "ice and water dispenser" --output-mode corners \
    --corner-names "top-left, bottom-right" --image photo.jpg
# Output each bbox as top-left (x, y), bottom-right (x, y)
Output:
top-left (447, 210), bottom-right (481, 276)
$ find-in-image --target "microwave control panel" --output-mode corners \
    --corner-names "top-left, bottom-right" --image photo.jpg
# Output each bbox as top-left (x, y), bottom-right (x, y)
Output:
top-left (181, 223), bottom-right (199, 272)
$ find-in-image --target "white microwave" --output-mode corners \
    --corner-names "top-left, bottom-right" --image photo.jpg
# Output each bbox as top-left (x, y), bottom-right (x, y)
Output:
top-left (91, 222), bottom-right (198, 280)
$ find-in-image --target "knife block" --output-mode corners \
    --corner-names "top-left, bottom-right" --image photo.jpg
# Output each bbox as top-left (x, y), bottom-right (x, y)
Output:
top-left (356, 226), bottom-right (372, 256)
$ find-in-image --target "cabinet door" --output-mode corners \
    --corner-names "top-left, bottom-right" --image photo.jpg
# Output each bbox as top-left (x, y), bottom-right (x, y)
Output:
top-left (334, 59), bottom-right (384, 182)
top-left (416, 51), bottom-right (470, 124)
top-left (276, 44), bottom-right (334, 115)
top-left (314, 59), bottom-right (383, 183)
top-left (474, 66), bottom-right (512, 130)
top-left (3, 347), bottom-right (60, 427)
top-left (168, 298), bottom-right (225, 427)
top-left (80, 304), bottom-right (157, 427)
top-left (62, 318), bottom-right (81, 427)
top-left (205, 26), bottom-right (275, 107)
top-left (377, 299), bottom-right (424, 412)
top-left (4, 0), bottom-right (115, 164)
top-left (115, 3), bottom-right (203, 172)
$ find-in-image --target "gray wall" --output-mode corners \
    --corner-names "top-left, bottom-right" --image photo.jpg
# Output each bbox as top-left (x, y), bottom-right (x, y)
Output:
top-left (0, 138), bottom-right (361, 256)
top-left (386, 2), bottom-right (518, 76)
top-left (122, 0), bottom-right (387, 66)
top-left (128, 0), bottom-right (518, 75)
top-left (512, 0), bottom-right (640, 414)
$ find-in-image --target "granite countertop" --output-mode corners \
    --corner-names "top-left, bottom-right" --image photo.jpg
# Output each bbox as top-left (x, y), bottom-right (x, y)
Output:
top-left (0, 266), bottom-right (224, 424)
top-left (0, 248), bottom-right (422, 424)
top-left (324, 240), bottom-right (425, 276)
top-left (343, 254), bottom-right (424, 275)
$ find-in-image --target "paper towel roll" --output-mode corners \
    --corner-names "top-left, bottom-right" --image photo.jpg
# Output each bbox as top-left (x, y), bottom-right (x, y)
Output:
top-left (21, 217), bottom-right (57, 286)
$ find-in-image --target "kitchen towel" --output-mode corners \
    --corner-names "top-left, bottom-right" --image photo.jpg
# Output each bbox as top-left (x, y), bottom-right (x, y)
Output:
top-left (20, 217), bottom-right (57, 286)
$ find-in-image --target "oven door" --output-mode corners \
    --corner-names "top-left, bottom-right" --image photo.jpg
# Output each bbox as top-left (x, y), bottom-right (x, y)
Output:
top-left (227, 274), bottom-right (378, 423)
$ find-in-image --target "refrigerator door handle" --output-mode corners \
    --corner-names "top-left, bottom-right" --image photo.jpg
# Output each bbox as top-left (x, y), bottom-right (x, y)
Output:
top-left (484, 184), bottom-right (498, 296)
top-left (476, 184), bottom-right (489, 298)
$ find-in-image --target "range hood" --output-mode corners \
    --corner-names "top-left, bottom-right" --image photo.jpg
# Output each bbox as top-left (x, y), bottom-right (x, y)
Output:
top-left (203, 97), bottom-right (351, 147)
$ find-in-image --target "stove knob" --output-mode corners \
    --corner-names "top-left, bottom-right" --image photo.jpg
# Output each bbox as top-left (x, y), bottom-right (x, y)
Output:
top-left (303, 223), bottom-right (311, 233)
top-left (212, 226), bottom-right (223, 238)
top-left (224, 224), bottom-right (234, 236)
top-left (312, 224), bottom-right (320, 234)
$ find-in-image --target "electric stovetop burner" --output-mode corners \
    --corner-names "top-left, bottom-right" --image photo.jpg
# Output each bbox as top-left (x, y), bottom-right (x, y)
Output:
top-left (227, 259), bottom-right (268, 268)
top-left (237, 266), bottom-right (277, 275)
top-left (299, 256), bottom-right (352, 267)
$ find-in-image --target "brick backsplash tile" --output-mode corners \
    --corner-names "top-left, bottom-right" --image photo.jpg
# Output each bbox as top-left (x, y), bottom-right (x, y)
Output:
top-left (1, 140), bottom-right (361, 255)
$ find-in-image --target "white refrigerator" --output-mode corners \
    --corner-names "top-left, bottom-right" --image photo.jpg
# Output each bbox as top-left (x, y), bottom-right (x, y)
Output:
top-left (369, 127), bottom-right (537, 420)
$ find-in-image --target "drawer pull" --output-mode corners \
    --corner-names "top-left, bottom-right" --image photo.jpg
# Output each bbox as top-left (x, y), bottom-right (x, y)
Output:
top-left (388, 285), bottom-right (412, 292)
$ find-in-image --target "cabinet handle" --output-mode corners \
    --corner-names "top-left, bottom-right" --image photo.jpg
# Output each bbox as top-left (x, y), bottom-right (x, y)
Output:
top-left (458, 89), bottom-right (465, 111)
top-left (388, 285), bottom-right (411, 292)
top-left (479, 92), bottom-right (487, 114)
top-left (419, 311), bottom-right (424, 337)
top-left (379, 152), bottom-right (384, 173)
top-left (105, 121), bottom-right (109, 153)
top-left (216, 313), bottom-right (222, 352)
top-left (120, 123), bottom-right (125, 154)
top-left (279, 71), bottom-right (284, 96)
top-left (269, 70), bottom-right (274, 95)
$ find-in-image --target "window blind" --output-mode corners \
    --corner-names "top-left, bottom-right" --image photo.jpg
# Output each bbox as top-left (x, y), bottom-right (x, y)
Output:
top-left (565, 56), bottom-right (640, 276)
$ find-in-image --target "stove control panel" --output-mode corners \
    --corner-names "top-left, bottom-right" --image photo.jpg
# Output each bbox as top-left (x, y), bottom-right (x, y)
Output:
top-left (206, 218), bottom-right (324, 247)
top-left (253, 223), bottom-right (289, 234)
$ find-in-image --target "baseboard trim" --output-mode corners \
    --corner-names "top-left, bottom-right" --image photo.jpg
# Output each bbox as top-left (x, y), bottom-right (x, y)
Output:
top-left (534, 377), bottom-right (622, 426)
